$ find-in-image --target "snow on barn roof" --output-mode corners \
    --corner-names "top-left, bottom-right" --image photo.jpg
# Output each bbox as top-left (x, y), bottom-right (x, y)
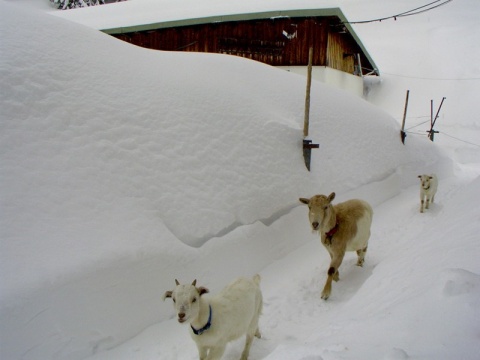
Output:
top-left (52, 0), bottom-right (341, 31)
top-left (52, 0), bottom-right (378, 73)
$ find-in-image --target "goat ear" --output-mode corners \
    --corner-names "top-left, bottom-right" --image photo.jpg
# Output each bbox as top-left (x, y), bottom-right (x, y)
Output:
top-left (163, 291), bottom-right (173, 301)
top-left (299, 198), bottom-right (310, 205)
top-left (328, 192), bottom-right (336, 202)
top-left (175, 279), bottom-right (180, 286)
top-left (197, 286), bottom-right (209, 296)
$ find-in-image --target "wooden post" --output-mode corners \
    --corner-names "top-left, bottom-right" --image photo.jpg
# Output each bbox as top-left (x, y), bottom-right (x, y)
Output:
top-left (430, 100), bottom-right (434, 127)
top-left (303, 47), bottom-right (313, 137)
top-left (400, 90), bottom-right (410, 144)
top-left (428, 97), bottom-right (445, 141)
top-left (432, 97), bottom-right (446, 128)
top-left (302, 47), bottom-right (318, 171)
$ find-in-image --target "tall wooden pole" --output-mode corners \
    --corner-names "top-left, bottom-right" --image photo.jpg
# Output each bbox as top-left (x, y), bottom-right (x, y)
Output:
top-left (432, 97), bottom-right (446, 128)
top-left (429, 99), bottom-right (434, 141)
top-left (303, 47), bottom-right (313, 137)
top-left (400, 89), bottom-right (410, 144)
top-left (428, 97), bottom-right (445, 142)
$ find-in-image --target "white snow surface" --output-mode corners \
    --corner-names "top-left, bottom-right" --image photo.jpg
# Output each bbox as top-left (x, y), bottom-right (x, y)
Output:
top-left (1, 1), bottom-right (479, 360)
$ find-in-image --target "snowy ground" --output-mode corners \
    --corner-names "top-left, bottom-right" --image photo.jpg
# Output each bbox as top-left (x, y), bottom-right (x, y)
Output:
top-left (80, 175), bottom-right (480, 360)
top-left (1, 1), bottom-right (479, 360)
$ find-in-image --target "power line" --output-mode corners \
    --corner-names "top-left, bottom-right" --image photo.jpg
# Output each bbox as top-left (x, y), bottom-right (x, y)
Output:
top-left (405, 130), bottom-right (427, 137)
top-left (380, 71), bottom-right (480, 81)
top-left (344, 0), bottom-right (453, 24)
top-left (405, 119), bottom-right (431, 131)
top-left (395, 0), bottom-right (454, 18)
top-left (440, 131), bottom-right (480, 147)
top-left (405, 129), bottom-right (480, 147)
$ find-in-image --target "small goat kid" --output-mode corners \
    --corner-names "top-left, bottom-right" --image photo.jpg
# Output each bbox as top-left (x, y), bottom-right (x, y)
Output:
top-left (299, 192), bottom-right (373, 300)
top-left (418, 174), bottom-right (438, 213)
top-left (163, 275), bottom-right (263, 360)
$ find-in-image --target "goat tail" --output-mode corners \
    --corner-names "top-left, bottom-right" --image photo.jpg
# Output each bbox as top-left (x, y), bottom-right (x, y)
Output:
top-left (252, 274), bottom-right (261, 286)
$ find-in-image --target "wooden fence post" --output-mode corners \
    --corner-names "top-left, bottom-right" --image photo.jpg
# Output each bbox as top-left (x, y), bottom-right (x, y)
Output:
top-left (303, 47), bottom-right (313, 137)
top-left (400, 89), bottom-right (410, 144)
top-left (302, 47), bottom-right (319, 171)
top-left (427, 97), bottom-right (445, 141)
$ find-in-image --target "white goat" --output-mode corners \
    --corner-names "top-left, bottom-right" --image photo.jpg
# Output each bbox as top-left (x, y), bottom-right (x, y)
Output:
top-left (418, 174), bottom-right (438, 213)
top-left (299, 192), bottom-right (373, 300)
top-left (163, 275), bottom-right (263, 360)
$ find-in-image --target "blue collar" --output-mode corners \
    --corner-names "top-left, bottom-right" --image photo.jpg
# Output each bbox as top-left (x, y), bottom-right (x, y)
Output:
top-left (191, 305), bottom-right (212, 335)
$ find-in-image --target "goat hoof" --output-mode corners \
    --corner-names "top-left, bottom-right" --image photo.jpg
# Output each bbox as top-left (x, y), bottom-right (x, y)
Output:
top-left (321, 292), bottom-right (330, 300)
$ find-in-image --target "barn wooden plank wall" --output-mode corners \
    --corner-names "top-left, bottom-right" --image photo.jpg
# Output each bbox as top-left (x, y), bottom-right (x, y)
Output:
top-left (113, 16), bottom-right (372, 75)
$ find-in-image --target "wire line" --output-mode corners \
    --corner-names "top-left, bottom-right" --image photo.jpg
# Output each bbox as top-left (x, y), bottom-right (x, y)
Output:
top-left (440, 132), bottom-right (480, 147)
top-left (406, 119), bottom-right (431, 131)
top-left (405, 129), bottom-right (480, 147)
top-left (345, 0), bottom-right (453, 24)
top-left (380, 71), bottom-right (480, 81)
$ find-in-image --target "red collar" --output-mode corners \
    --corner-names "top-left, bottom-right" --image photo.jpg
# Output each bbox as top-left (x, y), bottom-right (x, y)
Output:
top-left (325, 223), bottom-right (339, 238)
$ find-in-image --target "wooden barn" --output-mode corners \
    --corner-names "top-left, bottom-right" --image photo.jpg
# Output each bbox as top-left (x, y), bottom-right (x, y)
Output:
top-left (54, 2), bottom-right (379, 96)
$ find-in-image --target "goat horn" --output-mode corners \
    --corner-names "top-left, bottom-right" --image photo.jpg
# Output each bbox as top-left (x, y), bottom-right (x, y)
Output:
top-left (175, 279), bottom-right (180, 286)
top-left (192, 279), bottom-right (197, 286)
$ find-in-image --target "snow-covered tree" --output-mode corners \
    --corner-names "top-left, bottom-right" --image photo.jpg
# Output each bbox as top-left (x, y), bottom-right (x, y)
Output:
top-left (50, 0), bottom-right (105, 10)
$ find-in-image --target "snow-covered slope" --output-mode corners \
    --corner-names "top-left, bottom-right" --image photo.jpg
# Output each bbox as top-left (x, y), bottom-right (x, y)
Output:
top-left (1, 1), bottom-right (478, 360)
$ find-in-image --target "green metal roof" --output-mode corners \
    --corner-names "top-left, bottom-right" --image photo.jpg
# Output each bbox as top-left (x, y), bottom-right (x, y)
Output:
top-left (102, 8), bottom-right (379, 75)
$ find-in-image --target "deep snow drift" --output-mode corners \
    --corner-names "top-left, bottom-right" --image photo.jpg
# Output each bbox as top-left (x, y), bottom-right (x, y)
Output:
top-left (1, 1), bottom-right (479, 360)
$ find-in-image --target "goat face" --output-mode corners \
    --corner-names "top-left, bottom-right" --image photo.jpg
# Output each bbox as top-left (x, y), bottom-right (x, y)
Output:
top-left (299, 192), bottom-right (336, 231)
top-left (163, 279), bottom-right (209, 324)
top-left (418, 175), bottom-right (433, 190)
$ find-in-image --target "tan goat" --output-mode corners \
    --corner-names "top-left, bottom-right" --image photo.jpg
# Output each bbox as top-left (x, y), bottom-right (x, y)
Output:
top-left (299, 192), bottom-right (373, 300)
